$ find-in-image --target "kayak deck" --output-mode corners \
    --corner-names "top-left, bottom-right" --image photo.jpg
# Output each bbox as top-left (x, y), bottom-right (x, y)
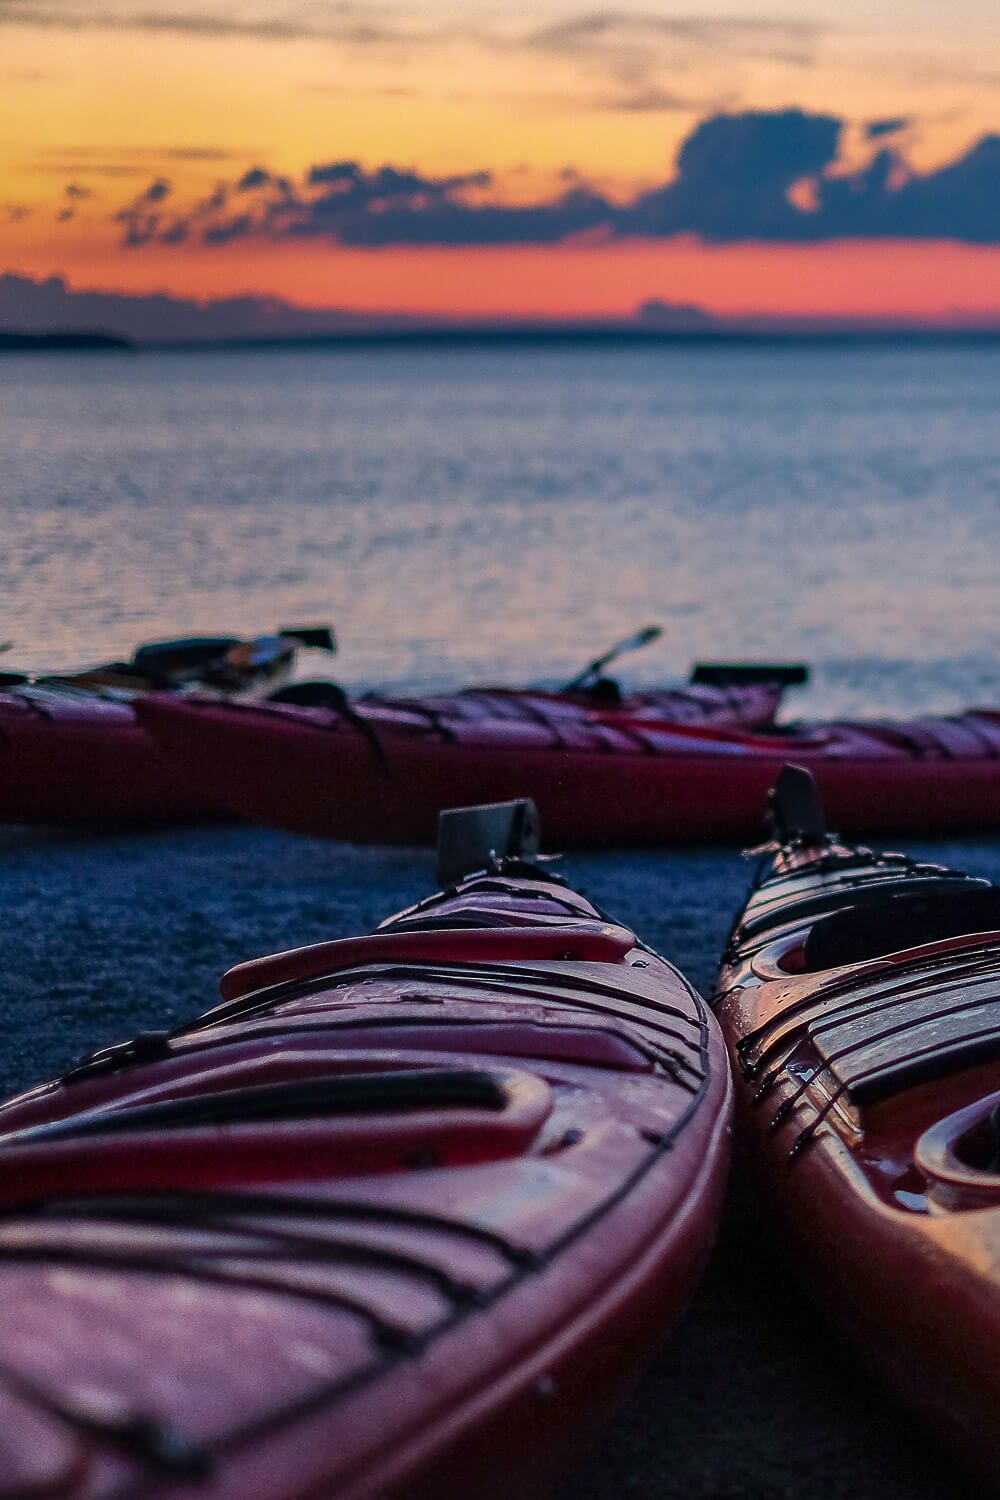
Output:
top-left (716, 828), bottom-right (1000, 1480)
top-left (0, 863), bottom-right (730, 1499)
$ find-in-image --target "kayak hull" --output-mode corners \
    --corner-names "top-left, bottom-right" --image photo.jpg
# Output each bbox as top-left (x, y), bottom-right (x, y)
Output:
top-left (0, 867), bottom-right (731, 1498)
top-left (716, 839), bottom-right (1000, 1479)
top-left (0, 672), bottom-right (784, 830)
top-left (137, 695), bottom-right (1000, 846)
top-left (0, 689), bottom-right (216, 825)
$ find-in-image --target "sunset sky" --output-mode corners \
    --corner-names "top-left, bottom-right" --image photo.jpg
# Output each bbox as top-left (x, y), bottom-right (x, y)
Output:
top-left (3, 0), bottom-right (1000, 321)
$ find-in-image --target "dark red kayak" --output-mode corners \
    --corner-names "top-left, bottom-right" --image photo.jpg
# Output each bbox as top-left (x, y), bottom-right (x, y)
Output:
top-left (0, 628), bottom-right (336, 826)
top-left (0, 803), bottom-right (730, 1499)
top-left (137, 693), bottom-right (1000, 847)
top-left (715, 767), bottom-right (1000, 1480)
top-left (0, 686), bottom-right (216, 825)
top-left (0, 653), bottom-right (796, 829)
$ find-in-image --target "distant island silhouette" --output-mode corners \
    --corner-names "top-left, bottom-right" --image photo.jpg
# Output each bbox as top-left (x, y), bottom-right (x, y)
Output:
top-left (3, 273), bottom-right (1000, 352)
top-left (0, 330), bottom-right (133, 353)
top-left (4, 323), bottom-right (1000, 354)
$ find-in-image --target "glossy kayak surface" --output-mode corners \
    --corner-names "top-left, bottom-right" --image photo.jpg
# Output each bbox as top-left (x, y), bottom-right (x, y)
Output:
top-left (716, 813), bottom-right (1000, 1479)
top-left (0, 860), bottom-right (730, 1498)
top-left (137, 695), bottom-right (1000, 846)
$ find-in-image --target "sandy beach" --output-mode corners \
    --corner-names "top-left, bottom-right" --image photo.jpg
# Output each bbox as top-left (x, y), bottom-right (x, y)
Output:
top-left (5, 818), bottom-right (996, 1498)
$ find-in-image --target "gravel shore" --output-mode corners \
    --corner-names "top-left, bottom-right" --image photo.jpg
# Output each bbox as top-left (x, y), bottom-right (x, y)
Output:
top-left (4, 821), bottom-right (997, 1499)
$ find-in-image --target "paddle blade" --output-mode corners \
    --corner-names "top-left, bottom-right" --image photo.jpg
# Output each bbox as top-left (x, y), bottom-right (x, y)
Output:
top-left (278, 625), bottom-right (337, 653)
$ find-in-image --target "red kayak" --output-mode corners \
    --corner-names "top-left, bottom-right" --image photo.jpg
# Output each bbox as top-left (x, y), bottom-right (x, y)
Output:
top-left (0, 687), bottom-right (217, 825)
top-left (715, 767), bottom-right (1000, 1480)
top-left (0, 651), bottom-right (797, 829)
top-left (0, 628), bottom-right (335, 827)
top-left (137, 693), bottom-right (1000, 847)
top-left (0, 803), bottom-right (730, 1499)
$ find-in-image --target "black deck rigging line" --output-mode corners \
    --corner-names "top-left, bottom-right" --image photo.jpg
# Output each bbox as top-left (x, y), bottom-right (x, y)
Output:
top-left (183, 960), bottom-right (707, 1068)
top-left (11, 1068), bottom-right (512, 1144)
top-left (828, 1022), bottom-right (1000, 1108)
top-left (0, 1218), bottom-right (485, 1302)
top-left (740, 950), bottom-right (1000, 1084)
top-left (187, 952), bottom-right (707, 1038)
top-left (950, 714), bottom-right (1000, 758)
top-left (0, 1215), bottom-right (484, 1305)
top-left (0, 1357), bottom-right (212, 1478)
top-left (18, 1190), bottom-right (545, 1267)
top-left (59, 1011), bottom-right (690, 1107)
top-left (0, 1243), bottom-right (426, 1348)
top-left (305, 687), bottom-right (394, 771)
top-left (383, 880), bottom-right (589, 924)
top-left (735, 938), bottom-right (1000, 1077)
top-left (778, 1010), bottom-right (1000, 1158)
top-left (218, 982), bottom-right (704, 1075)
top-left (63, 1029), bottom-right (173, 1084)
top-left (801, 991), bottom-right (1000, 1098)
top-left (462, 691), bottom-right (571, 743)
top-left (785, 1080), bottom-right (848, 1161)
top-left (356, 693), bottom-right (465, 744)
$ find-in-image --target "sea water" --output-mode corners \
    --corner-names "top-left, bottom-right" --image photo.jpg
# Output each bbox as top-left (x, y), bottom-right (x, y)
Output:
top-left (2, 341), bottom-right (998, 718)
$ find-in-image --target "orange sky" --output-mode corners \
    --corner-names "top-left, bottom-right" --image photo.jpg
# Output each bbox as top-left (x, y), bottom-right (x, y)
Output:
top-left (3, 2), bottom-right (1000, 320)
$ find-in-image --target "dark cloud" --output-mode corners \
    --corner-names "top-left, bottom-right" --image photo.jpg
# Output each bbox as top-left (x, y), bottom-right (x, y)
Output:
top-left (165, 146), bottom-right (253, 161)
top-left (0, 0), bottom-right (454, 48)
top-left (114, 175), bottom-right (172, 245)
top-left (627, 109), bottom-right (842, 239)
top-left (867, 116), bottom-right (909, 139)
top-left (527, 12), bottom-right (824, 53)
top-left (593, 85), bottom-right (725, 114)
top-left (64, 181), bottom-right (91, 198)
top-left (104, 111), bottom-right (1000, 250)
top-left (236, 166), bottom-right (273, 192)
top-left (517, 12), bottom-right (825, 109)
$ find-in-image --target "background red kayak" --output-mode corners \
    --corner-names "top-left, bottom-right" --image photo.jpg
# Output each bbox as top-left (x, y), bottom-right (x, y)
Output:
top-left (0, 687), bottom-right (215, 825)
top-left (0, 856), bottom-right (730, 1500)
top-left (137, 694), bottom-right (1000, 846)
top-left (0, 629), bottom-right (335, 826)
top-left (0, 670), bottom-right (790, 828)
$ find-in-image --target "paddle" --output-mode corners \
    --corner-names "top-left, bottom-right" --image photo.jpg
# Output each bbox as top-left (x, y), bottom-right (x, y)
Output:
top-left (561, 624), bottom-right (663, 693)
top-left (277, 625), bottom-right (337, 653)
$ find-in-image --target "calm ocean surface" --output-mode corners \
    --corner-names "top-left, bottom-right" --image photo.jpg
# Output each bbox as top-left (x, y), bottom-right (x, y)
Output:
top-left (2, 342), bottom-right (998, 718)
